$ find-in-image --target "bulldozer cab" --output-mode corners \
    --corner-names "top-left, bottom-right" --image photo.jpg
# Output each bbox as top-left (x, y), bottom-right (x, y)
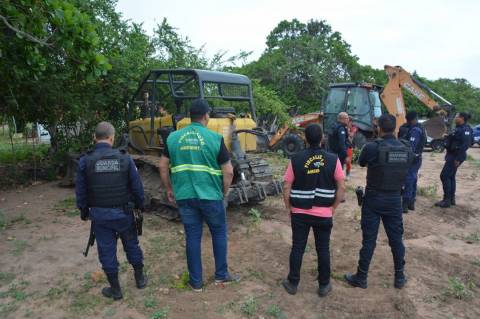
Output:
top-left (128, 69), bottom-right (258, 155)
top-left (322, 83), bottom-right (383, 142)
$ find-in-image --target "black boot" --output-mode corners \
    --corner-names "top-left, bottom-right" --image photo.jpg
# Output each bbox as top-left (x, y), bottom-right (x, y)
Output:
top-left (344, 268), bottom-right (367, 289)
top-left (394, 270), bottom-right (407, 289)
top-left (402, 200), bottom-right (409, 214)
top-left (133, 264), bottom-right (147, 289)
top-left (281, 279), bottom-right (297, 295)
top-left (102, 272), bottom-right (123, 300)
top-left (451, 197), bottom-right (456, 206)
top-left (435, 198), bottom-right (451, 208)
top-left (407, 201), bottom-right (415, 211)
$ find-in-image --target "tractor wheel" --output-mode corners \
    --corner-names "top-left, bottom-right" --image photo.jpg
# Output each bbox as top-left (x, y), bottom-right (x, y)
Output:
top-left (281, 133), bottom-right (305, 157)
top-left (431, 139), bottom-right (445, 153)
top-left (352, 131), bottom-right (368, 149)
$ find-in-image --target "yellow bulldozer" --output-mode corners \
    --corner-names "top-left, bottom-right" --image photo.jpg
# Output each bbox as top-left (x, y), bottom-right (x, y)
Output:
top-left (123, 69), bottom-right (282, 219)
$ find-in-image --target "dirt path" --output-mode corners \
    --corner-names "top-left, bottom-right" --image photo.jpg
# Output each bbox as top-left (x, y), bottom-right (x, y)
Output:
top-left (1, 149), bottom-right (479, 319)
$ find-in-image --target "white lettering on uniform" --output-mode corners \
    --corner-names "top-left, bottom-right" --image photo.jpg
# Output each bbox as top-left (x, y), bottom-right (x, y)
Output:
top-left (341, 131), bottom-right (345, 134)
top-left (465, 131), bottom-right (470, 135)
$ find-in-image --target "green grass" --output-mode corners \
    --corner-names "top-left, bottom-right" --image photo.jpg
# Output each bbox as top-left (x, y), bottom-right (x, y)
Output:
top-left (471, 258), bottom-right (480, 267)
top-left (445, 277), bottom-right (474, 300)
top-left (8, 214), bottom-right (32, 226)
top-left (54, 198), bottom-right (79, 217)
top-left (417, 185), bottom-right (438, 198)
top-left (248, 208), bottom-right (262, 225)
top-left (266, 304), bottom-right (287, 319)
top-left (149, 307), bottom-right (169, 319)
top-left (0, 210), bottom-right (5, 231)
top-left (0, 142), bottom-right (49, 164)
top-left (11, 239), bottom-right (29, 256)
top-left (0, 272), bottom-right (16, 286)
top-left (240, 296), bottom-right (259, 318)
top-left (171, 271), bottom-right (190, 290)
top-left (464, 232), bottom-right (480, 243)
top-left (144, 296), bottom-right (158, 308)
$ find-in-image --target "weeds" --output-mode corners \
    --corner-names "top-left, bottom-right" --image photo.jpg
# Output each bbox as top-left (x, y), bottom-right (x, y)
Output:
top-left (0, 272), bottom-right (15, 286)
top-left (266, 304), bottom-right (287, 319)
top-left (171, 271), bottom-right (189, 290)
top-left (54, 198), bottom-right (78, 217)
top-left (445, 277), bottom-right (474, 300)
top-left (0, 210), bottom-right (5, 230)
top-left (11, 239), bottom-right (28, 256)
top-left (248, 208), bottom-right (262, 225)
top-left (417, 185), bottom-right (438, 198)
top-left (144, 296), bottom-right (158, 308)
top-left (150, 307), bottom-right (169, 319)
top-left (472, 258), bottom-right (480, 267)
top-left (240, 296), bottom-right (259, 318)
top-left (464, 232), bottom-right (480, 243)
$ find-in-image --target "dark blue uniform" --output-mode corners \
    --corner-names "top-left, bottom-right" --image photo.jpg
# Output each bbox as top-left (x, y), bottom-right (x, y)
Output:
top-left (356, 135), bottom-right (412, 275)
top-left (328, 122), bottom-right (348, 165)
top-left (76, 143), bottom-right (145, 274)
top-left (401, 125), bottom-right (425, 207)
top-left (440, 124), bottom-right (472, 203)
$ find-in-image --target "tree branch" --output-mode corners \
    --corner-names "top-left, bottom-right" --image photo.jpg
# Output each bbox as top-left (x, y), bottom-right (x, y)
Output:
top-left (0, 14), bottom-right (53, 47)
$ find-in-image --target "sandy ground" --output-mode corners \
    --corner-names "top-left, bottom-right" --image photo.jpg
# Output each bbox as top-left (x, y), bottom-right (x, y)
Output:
top-left (1, 148), bottom-right (479, 319)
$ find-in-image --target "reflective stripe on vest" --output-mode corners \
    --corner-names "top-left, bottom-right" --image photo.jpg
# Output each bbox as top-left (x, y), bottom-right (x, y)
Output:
top-left (291, 188), bottom-right (336, 199)
top-left (171, 164), bottom-right (222, 176)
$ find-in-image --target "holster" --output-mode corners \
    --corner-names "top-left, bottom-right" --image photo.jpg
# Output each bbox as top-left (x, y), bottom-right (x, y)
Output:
top-left (124, 202), bottom-right (143, 236)
top-left (355, 186), bottom-right (364, 207)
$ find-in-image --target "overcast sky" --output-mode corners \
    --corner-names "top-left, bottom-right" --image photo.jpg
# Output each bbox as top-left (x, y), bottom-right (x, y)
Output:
top-left (116, 0), bottom-right (480, 86)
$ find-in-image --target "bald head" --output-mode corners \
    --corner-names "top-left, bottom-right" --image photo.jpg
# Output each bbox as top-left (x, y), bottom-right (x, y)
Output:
top-left (337, 112), bottom-right (349, 125)
top-left (95, 121), bottom-right (115, 145)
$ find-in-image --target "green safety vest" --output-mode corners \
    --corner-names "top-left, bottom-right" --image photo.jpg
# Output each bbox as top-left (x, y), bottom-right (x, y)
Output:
top-left (167, 122), bottom-right (224, 200)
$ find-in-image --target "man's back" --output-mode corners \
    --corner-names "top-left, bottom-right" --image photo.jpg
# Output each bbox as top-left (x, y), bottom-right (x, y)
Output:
top-left (166, 122), bottom-right (227, 201)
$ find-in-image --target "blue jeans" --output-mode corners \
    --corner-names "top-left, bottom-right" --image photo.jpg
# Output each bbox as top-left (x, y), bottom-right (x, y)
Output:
top-left (358, 191), bottom-right (405, 273)
top-left (288, 213), bottom-right (332, 286)
top-left (93, 213), bottom-right (143, 274)
top-left (177, 199), bottom-right (229, 288)
top-left (403, 157), bottom-right (422, 204)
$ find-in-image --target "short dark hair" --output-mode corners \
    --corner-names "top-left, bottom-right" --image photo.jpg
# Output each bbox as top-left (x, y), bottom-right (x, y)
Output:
top-left (378, 114), bottom-right (396, 133)
top-left (458, 112), bottom-right (471, 122)
top-left (305, 124), bottom-right (323, 146)
top-left (405, 111), bottom-right (418, 122)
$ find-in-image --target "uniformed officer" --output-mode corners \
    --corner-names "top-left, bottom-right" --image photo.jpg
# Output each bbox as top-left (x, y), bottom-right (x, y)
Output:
top-left (328, 112), bottom-right (349, 167)
top-left (159, 99), bottom-right (240, 292)
top-left (435, 112), bottom-right (474, 208)
top-left (345, 114), bottom-right (413, 289)
top-left (282, 124), bottom-right (346, 297)
top-left (398, 111), bottom-right (426, 213)
top-left (76, 121), bottom-right (146, 300)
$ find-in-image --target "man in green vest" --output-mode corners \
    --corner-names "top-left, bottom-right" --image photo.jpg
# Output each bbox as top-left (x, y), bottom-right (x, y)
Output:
top-left (159, 98), bottom-right (239, 292)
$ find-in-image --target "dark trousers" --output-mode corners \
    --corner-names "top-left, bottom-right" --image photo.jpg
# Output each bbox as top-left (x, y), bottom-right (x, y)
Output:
top-left (93, 214), bottom-right (143, 274)
top-left (358, 191), bottom-right (405, 273)
top-left (440, 159), bottom-right (461, 200)
top-left (403, 157), bottom-right (422, 204)
top-left (288, 213), bottom-right (333, 286)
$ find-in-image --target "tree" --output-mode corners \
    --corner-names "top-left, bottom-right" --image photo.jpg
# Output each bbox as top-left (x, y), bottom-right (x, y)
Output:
top-left (242, 19), bottom-right (361, 112)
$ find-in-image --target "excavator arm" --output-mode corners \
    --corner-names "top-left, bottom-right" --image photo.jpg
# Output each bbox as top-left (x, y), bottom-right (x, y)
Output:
top-left (380, 65), bottom-right (452, 132)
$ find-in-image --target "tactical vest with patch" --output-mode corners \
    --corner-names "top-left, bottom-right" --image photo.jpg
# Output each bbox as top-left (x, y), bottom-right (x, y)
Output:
top-left (366, 139), bottom-right (414, 192)
top-left (85, 148), bottom-right (130, 207)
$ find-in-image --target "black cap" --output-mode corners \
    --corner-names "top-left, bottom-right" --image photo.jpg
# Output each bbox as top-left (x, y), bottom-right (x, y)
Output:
top-left (406, 111), bottom-right (418, 122)
top-left (189, 99), bottom-right (211, 116)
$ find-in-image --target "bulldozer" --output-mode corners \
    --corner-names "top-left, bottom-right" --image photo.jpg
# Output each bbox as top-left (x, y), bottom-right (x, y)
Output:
top-left (124, 69), bottom-right (282, 219)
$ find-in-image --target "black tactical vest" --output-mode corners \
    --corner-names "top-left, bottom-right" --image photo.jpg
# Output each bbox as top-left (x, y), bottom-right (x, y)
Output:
top-left (290, 147), bottom-right (338, 209)
top-left (366, 139), bottom-right (414, 192)
top-left (85, 148), bottom-right (130, 208)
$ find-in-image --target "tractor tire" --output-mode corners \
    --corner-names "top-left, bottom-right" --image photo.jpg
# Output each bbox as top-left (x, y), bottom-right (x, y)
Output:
top-left (352, 131), bottom-right (368, 149)
top-left (281, 133), bottom-right (305, 158)
top-left (431, 139), bottom-right (445, 153)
